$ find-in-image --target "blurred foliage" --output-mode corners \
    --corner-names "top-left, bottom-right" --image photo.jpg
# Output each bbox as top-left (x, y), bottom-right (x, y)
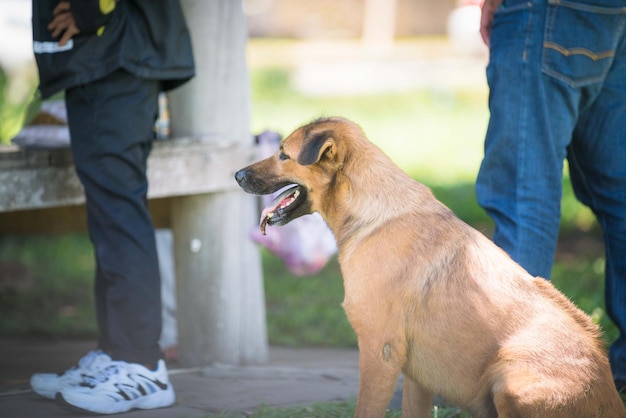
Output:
top-left (0, 70), bottom-right (18, 143)
top-left (0, 41), bottom-right (614, 351)
top-left (263, 250), bottom-right (353, 347)
top-left (0, 234), bottom-right (96, 337)
top-left (0, 68), bottom-right (35, 144)
top-left (250, 68), bottom-right (487, 185)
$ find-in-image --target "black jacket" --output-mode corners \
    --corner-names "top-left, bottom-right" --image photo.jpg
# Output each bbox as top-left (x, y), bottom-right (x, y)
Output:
top-left (32, 0), bottom-right (195, 99)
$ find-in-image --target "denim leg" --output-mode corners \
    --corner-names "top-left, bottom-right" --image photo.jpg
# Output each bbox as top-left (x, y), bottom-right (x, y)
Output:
top-left (568, 46), bottom-right (626, 382)
top-left (65, 70), bottom-right (162, 365)
top-left (478, 0), bottom-right (626, 285)
top-left (479, 0), bottom-right (626, 382)
top-left (476, 1), bottom-right (576, 279)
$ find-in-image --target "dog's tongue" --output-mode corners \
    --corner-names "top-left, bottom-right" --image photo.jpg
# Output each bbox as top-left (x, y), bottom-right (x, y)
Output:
top-left (259, 186), bottom-right (299, 235)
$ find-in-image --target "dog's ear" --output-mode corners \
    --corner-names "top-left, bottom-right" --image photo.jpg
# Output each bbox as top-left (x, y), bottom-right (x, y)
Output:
top-left (298, 130), bottom-right (335, 165)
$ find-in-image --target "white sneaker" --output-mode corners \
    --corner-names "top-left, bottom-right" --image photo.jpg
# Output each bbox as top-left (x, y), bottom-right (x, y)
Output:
top-left (30, 350), bottom-right (112, 399)
top-left (59, 359), bottom-right (175, 414)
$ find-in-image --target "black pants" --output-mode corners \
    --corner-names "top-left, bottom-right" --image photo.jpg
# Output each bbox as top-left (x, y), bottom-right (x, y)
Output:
top-left (65, 69), bottom-right (162, 365)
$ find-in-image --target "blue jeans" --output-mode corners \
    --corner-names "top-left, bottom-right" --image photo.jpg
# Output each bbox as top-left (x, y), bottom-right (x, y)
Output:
top-left (476, 0), bottom-right (626, 383)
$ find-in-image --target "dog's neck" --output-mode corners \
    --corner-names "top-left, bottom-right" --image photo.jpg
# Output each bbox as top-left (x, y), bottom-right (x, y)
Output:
top-left (320, 143), bottom-right (433, 251)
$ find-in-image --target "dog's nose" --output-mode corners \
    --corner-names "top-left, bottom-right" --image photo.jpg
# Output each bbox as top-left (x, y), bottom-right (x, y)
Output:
top-left (234, 169), bottom-right (246, 185)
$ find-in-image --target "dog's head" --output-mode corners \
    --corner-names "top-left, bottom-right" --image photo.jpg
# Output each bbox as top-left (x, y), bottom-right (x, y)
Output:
top-left (235, 117), bottom-right (361, 234)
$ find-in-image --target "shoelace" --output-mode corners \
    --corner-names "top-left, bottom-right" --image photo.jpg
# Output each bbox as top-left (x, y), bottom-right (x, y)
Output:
top-left (81, 363), bottom-right (122, 387)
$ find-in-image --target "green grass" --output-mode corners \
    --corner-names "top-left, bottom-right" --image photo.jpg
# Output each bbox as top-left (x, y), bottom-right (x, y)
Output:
top-left (250, 67), bottom-right (488, 185)
top-left (0, 234), bottom-right (96, 337)
top-left (201, 399), bottom-right (471, 418)
top-left (0, 38), bottom-right (621, 416)
top-left (206, 399), bottom-right (375, 418)
top-left (263, 251), bottom-right (353, 347)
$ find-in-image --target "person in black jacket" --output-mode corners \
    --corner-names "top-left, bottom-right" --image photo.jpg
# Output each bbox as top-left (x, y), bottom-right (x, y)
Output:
top-left (28, 1), bottom-right (195, 414)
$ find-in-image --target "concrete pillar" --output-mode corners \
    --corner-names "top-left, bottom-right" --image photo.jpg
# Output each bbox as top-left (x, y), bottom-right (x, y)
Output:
top-left (167, 0), bottom-right (268, 366)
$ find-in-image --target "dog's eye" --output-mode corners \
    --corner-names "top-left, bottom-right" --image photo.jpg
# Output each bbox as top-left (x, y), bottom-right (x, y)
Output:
top-left (279, 151), bottom-right (290, 161)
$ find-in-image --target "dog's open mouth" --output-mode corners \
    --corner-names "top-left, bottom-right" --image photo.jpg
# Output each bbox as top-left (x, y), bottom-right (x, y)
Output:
top-left (260, 184), bottom-right (306, 235)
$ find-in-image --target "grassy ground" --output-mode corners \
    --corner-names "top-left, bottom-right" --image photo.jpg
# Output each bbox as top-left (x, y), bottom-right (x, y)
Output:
top-left (0, 38), bottom-right (622, 415)
top-left (207, 400), bottom-right (470, 418)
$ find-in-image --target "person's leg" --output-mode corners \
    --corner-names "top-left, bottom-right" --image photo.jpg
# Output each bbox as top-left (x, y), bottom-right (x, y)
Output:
top-left (476, 0), bottom-right (577, 279)
top-left (568, 31), bottom-right (626, 386)
top-left (65, 69), bottom-right (162, 366)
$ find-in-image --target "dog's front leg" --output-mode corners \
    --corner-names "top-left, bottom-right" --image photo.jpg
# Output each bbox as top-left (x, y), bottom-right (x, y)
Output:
top-left (402, 376), bottom-right (433, 418)
top-left (354, 341), bottom-right (401, 418)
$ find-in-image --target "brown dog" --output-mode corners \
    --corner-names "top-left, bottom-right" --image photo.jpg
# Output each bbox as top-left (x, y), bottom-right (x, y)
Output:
top-left (235, 117), bottom-right (625, 418)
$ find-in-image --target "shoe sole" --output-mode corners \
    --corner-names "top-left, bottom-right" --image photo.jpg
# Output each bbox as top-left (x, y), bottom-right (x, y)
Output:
top-left (57, 390), bottom-right (176, 414)
top-left (55, 394), bottom-right (100, 416)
